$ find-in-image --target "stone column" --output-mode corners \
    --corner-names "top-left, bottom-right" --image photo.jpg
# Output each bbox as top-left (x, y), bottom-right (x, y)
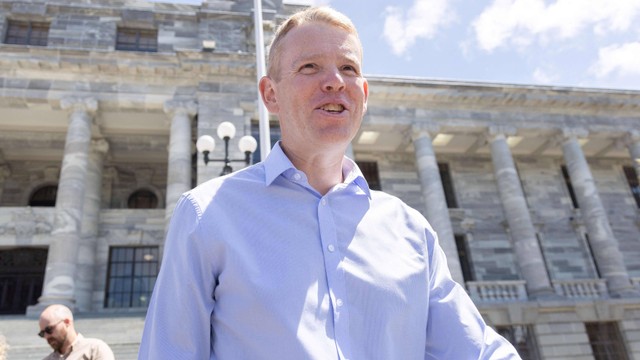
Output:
top-left (488, 126), bottom-right (554, 298)
top-left (164, 100), bottom-right (197, 228)
top-left (411, 123), bottom-right (464, 285)
top-left (75, 139), bottom-right (109, 312)
top-left (561, 128), bottom-right (637, 297)
top-left (28, 96), bottom-right (97, 314)
top-left (625, 130), bottom-right (640, 182)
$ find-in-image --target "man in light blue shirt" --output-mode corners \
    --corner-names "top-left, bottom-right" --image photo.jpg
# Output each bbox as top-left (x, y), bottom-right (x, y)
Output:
top-left (139, 6), bottom-right (521, 360)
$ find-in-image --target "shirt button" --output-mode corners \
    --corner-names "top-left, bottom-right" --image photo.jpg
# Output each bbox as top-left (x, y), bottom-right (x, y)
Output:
top-left (321, 199), bottom-right (327, 205)
top-left (328, 244), bottom-right (335, 252)
top-left (293, 173), bottom-right (301, 181)
top-left (336, 299), bottom-right (343, 307)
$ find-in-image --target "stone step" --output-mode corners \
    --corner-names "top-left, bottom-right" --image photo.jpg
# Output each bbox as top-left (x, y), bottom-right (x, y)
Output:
top-left (0, 313), bottom-right (145, 360)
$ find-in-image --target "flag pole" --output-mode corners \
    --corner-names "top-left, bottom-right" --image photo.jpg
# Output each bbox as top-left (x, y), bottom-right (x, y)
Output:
top-left (253, 0), bottom-right (271, 161)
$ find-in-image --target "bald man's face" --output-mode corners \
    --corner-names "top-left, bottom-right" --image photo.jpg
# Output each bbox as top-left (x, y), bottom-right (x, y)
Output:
top-left (39, 316), bottom-right (68, 352)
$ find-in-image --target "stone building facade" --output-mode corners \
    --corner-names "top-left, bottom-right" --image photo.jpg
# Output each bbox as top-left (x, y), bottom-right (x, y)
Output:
top-left (0, 0), bottom-right (639, 359)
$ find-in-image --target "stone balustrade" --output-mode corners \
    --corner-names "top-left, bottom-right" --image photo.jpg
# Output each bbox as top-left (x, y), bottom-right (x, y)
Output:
top-left (552, 279), bottom-right (608, 299)
top-left (467, 280), bottom-right (528, 302)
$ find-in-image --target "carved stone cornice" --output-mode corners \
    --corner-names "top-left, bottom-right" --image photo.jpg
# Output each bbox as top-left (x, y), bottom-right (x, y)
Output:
top-left (367, 76), bottom-right (640, 115)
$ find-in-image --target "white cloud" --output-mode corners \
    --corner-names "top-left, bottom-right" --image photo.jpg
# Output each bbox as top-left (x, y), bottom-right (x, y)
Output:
top-left (382, 0), bottom-right (455, 57)
top-left (472, 0), bottom-right (640, 52)
top-left (589, 42), bottom-right (640, 78)
top-left (532, 67), bottom-right (559, 84)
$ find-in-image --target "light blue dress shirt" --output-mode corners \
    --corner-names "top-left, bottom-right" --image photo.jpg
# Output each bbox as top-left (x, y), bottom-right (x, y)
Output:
top-left (139, 142), bottom-right (520, 360)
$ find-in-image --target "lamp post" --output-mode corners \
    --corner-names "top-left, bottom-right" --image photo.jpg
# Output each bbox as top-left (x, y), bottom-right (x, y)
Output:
top-left (196, 121), bottom-right (258, 176)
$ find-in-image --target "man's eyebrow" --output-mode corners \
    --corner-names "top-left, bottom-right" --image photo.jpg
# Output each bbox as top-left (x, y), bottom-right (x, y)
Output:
top-left (291, 51), bottom-right (361, 67)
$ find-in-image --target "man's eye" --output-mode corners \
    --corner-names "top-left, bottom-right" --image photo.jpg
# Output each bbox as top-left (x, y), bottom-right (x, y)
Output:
top-left (300, 63), bottom-right (317, 72)
top-left (342, 65), bottom-right (358, 74)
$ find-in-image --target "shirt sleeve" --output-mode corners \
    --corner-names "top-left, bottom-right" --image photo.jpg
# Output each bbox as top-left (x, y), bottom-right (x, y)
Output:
top-left (138, 194), bottom-right (217, 359)
top-left (423, 228), bottom-right (522, 360)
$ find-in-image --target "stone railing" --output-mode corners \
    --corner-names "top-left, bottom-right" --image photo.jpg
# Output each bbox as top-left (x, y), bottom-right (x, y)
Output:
top-left (467, 280), bottom-right (528, 302)
top-left (552, 279), bottom-right (608, 299)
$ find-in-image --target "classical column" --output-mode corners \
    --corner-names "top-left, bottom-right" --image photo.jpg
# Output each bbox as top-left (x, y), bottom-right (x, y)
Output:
top-left (488, 126), bottom-right (554, 298)
top-left (28, 96), bottom-right (97, 314)
top-left (625, 130), bottom-right (640, 181)
top-left (75, 139), bottom-right (109, 312)
top-left (561, 128), bottom-right (637, 297)
top-left (164, 100), bottom-right (197, 228)
top-left (411, 123), bottom-right (464, 285)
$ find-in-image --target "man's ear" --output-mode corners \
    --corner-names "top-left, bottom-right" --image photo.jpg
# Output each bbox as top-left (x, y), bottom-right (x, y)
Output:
top-left (362, 78), bottom-right (369, 114)
top-left (259, 76), bottom-right (279, 113)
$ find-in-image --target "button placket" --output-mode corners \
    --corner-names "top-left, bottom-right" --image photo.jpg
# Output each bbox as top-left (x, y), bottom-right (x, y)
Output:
top-left (316, 194), bottom-right (352, 359)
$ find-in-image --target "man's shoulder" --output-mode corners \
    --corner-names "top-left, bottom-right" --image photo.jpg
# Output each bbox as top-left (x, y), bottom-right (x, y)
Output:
top-left (369, 189), bottom-right (429, 222)
top-left (183, 163), bottom-right (267, 207)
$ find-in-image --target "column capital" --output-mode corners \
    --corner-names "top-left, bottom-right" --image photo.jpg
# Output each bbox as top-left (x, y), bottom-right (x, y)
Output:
top-left (60, 96), bottom-right (98, 115)
top-left (487, 124), bottom-right (517, 141)
top-left (560, 127), bottom-right (589, 141)
top-left (411, 122), bottom-right (440, 140)
top-left (163, 99), bottom-right (197, 118)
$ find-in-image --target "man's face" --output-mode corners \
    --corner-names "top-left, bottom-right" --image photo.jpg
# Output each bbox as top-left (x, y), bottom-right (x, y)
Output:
top-left (39, 318), bottom-right (67, 352)
top-left (261, 22), bottom-right (368, 155)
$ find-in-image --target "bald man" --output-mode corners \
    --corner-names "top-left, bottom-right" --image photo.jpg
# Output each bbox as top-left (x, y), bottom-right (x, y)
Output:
top-left (38, 304), bottom-right (114, 360)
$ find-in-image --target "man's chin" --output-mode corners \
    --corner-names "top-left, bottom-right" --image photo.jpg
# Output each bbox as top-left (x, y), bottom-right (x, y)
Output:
top-left (48, 340), bottom-right (60, 351)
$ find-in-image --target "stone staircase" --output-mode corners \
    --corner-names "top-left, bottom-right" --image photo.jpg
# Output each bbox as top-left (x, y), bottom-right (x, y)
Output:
top-left (0, 313), bottom-right (146, 360)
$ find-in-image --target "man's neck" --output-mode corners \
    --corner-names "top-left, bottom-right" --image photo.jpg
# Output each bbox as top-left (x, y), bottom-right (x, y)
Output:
top-left (59, 332), bottom-right (79, 355)
top-left (281, 143), bottom-right (345, 195)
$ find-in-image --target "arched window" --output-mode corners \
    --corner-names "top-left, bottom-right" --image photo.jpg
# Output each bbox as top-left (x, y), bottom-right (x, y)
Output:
top-left (127, 189), bottom-right (158, 209)
top-left (29, 185), bottom-right (57, 207)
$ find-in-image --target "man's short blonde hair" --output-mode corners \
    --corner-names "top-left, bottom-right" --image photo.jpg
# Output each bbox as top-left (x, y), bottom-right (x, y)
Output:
top-left (267, 6), bottom-right (362, 81)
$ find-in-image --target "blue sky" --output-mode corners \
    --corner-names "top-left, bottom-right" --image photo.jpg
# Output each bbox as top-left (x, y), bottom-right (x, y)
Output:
top-left (154, 0), bottom-right (640, 91)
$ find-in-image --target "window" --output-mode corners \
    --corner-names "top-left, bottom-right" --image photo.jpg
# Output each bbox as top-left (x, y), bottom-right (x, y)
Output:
top-left (4, 20), bottom-right (49, 46)
top-left (439, 163), bottom-right (458, 208)
top-left (586, 322), bottom-right (629, 360)
top-left (622, 166), bottom-right (640, 208)
top-left (356, 161), bottom-right (381, 190)
top-left (0, 247), bottom-right (48, 314)
top-left (583, 233), bottom-right (602, 278)
top-left (115, 28), bottom-right (158, 52)
top-left (29, 185), bottom-right (57, 207)
top-left (454, 234), bottom-right (474, 282)
top-left (496, 325), bottom-right (540, 360)
top-left (561, 165), bottom-right (579, 209)
top-left (127, 189), bottom-right (158, 209)
top-left (105, 246), bottom-right (159, 308)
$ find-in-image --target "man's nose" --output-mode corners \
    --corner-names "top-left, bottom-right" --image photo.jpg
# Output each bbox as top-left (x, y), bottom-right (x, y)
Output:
top-left (322, 69), bottom-right (345, 92)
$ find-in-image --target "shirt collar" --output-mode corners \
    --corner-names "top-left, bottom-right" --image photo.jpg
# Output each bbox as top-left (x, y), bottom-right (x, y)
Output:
top-left (263, 141), bottom-right (371, 198)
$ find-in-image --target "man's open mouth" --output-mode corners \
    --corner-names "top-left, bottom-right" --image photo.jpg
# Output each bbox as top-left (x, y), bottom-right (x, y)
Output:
top-left (319, 104), bottom-right (345, 113)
